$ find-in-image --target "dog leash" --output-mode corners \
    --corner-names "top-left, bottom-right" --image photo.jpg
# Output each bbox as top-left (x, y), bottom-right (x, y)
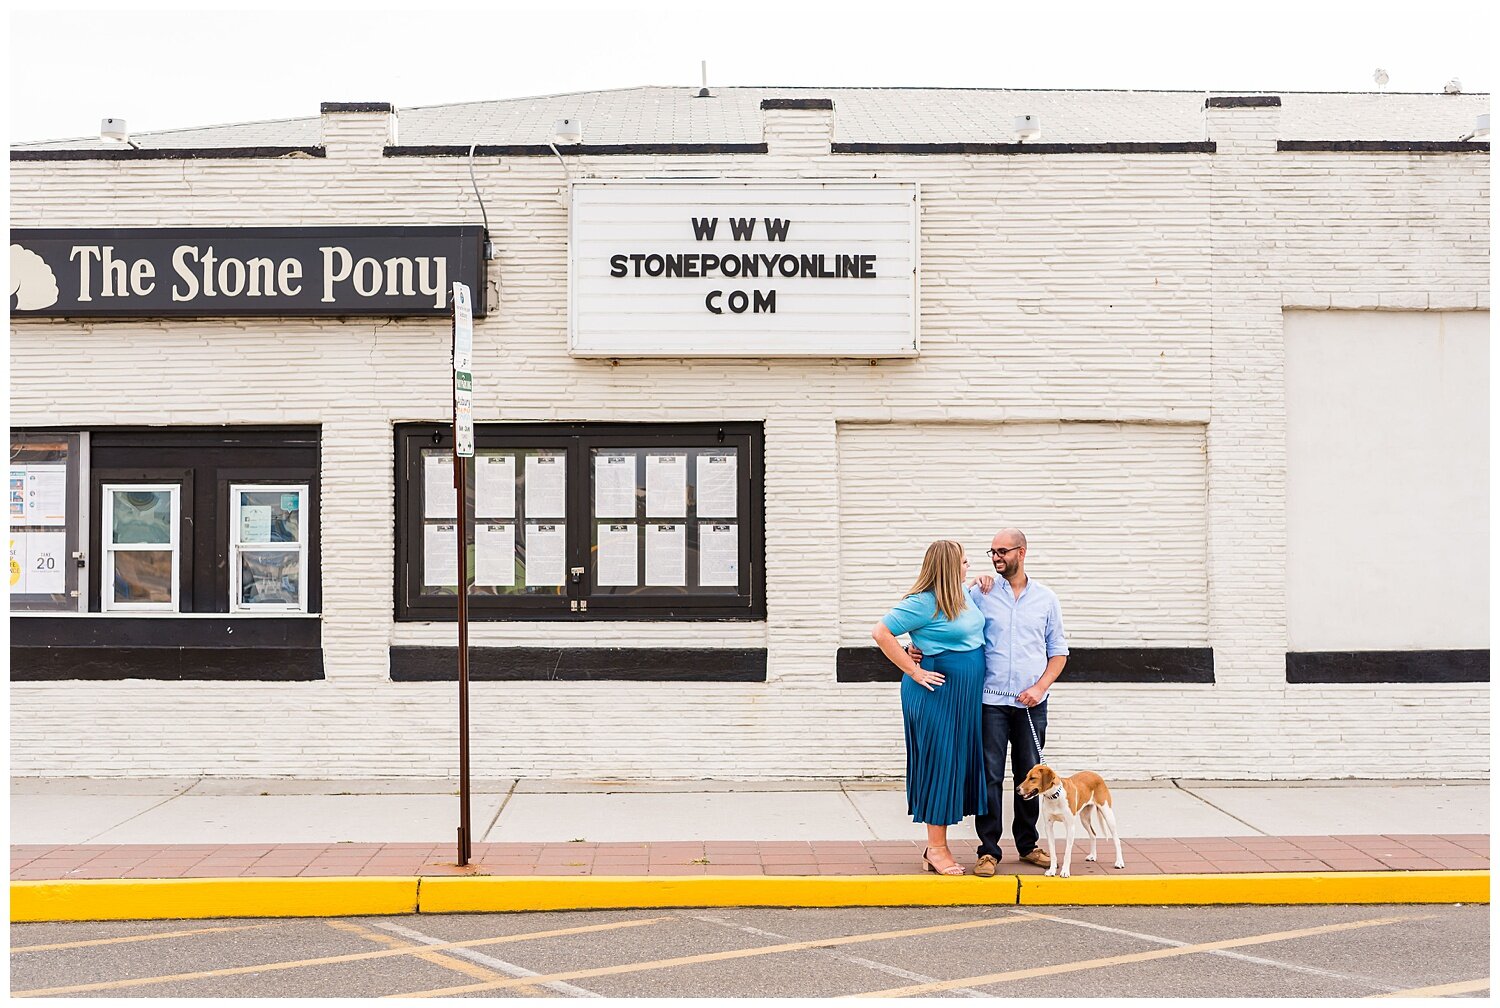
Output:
top-left (1024, 703), bottom-right (1047, 766)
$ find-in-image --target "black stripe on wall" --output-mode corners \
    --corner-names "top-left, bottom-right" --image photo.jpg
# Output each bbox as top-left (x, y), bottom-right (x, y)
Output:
top-left (10, 147), bottom-right (327, 161)
top-left (390, 646), bottom-right (767, 682)
top-left (1286, 650), bottom-right (1489, 684)
top-left (10, 647), bottom-right (324, 681)
top-left (1278, 140), bottom-right (1489, 153)
top-left (383, 143), bottom-right (771, 157)
top-left (830, 141), bottom-right (1216, 155)
top-left (837, 647), bottom-right (1214, 683)
top-left (760, 98), bottom-right (834, 110)
top-left (11, 616), bottom-right (320, 648)
top-left (1205, 95), bottom-right (1282, 108)
top-left (321, 102), bottom-right (393, 113)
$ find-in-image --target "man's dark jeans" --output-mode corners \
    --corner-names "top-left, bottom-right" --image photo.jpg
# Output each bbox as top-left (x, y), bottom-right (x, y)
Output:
top-left (975, 700), bottom-right (1047, 861)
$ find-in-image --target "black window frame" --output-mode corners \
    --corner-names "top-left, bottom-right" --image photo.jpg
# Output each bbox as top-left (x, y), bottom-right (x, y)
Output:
top-left (395, 422), bottom-right (765, 621)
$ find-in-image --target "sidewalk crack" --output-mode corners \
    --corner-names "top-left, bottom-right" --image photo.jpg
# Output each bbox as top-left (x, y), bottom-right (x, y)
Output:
top-left (80, 778), bottom-right (203, 844)
top-left (839, 781), bottom-right (881, 841)
top-left (1171, 778), bottom-right (1269, 836)
top-left (479, 778), bottom-right (520, 842)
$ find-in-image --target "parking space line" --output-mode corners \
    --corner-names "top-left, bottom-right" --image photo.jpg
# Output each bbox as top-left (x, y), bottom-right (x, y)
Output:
top-left (1369, 978), bottom-right (1489, 998)
top-left (10, 915), bottom-right (671, 997)
top-left (384, 914), bottom-right (1035, 998)
top-left (324, 920), bottom-right (538, 991)
top-left (846, 913), bottom-right (1433, 997)
top-left (1002, 909), bottom-right (1403, 994)
top-left (691, 914), bottom-right (994, 999)
top-left (11, 923), bottom-right (272, 954)
top-left (372, 921), bottom-right (603, 998)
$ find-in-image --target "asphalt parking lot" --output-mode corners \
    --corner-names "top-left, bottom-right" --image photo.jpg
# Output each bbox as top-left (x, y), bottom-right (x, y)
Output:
top-left (11, 903), bottom-right (1489, 998)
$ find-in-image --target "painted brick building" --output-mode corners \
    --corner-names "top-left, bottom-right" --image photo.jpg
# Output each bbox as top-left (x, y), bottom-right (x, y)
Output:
top-left (9, 86), bottom-right (1490, 779)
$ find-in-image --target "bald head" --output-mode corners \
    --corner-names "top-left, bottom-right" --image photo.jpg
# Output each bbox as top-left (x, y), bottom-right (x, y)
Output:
top-left (994, 528), bottom-right (1027, 549)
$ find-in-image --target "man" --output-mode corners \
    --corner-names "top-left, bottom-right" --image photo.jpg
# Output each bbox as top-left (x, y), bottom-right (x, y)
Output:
top-left (953, 528), bottom-right (1070, 875)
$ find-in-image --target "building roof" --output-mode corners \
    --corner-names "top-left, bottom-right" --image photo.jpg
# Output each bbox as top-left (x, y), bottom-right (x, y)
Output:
top-left (12, 85), bottom-right (1491, 150)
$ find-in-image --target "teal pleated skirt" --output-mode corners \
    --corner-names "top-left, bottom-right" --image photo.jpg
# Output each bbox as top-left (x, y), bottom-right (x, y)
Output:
top-left (901, 646), bottom-right (988, 826)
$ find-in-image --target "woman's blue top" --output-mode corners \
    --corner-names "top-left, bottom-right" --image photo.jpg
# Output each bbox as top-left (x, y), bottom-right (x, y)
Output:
top-left (881, 590), bottom-right (985, 655)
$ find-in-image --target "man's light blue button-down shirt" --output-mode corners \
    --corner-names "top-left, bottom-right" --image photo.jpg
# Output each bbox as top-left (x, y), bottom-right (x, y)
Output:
top-left (967, 577), bottom-right (1069, 707)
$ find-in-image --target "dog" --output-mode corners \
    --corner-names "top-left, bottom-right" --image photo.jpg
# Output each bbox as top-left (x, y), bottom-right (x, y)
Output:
top-left (1016, 764), bottom-right (1124, 878)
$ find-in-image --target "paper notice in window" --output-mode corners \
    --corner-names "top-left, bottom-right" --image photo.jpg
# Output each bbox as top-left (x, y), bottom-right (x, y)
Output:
top-left (423, 523), bottom-right (459, 587)
top-left (24, 465), bottom-right (67, 526)
top-left (597, 523), bottom-right (638, 586)
top-left (424, 454), bottom-right (456, 519)
top-left (645, 454), bottom-right (687, 517)
top-left (523, 523), bottom-right (565, 586)
top-left (696, 453), bottom-right (737, 517)
top-left (646, 523), bottom-right (686, 586)
top-left (9, 533), bottom-right (26, 593)
top-left (475, 454), bottom-right (516, 519)
top-left (475, 522), bottom-right (516, 586)
top-left (699, 523), bottom-right (739, 586)
top-left (239, 505), bottom-right (273, 544)
top-left (525, 454), bottom-right (566, 518)
top-left (594, 453), bottom-right (637, 518)
top-left (25, 531), bottom-right (65, 594)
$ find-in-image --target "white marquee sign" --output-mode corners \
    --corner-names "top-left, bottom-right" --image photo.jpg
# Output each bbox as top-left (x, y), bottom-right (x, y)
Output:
top-left (569, 180), bottom-right (919, 357)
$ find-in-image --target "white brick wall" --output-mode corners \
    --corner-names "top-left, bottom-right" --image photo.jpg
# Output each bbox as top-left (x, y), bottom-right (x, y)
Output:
top-left (9, 97), bottom-right (1489, 779)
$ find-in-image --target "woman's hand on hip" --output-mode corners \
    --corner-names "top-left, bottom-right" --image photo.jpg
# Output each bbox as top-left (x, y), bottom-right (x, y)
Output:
top-left (907, 666), bottom-right (944, 690)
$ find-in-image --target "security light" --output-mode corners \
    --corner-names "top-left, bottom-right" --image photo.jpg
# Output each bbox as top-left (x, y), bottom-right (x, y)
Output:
top-left (553, 118), bottom-right (583, 145)
top-left (1012, 115), bottom-right (1041, 143)
top-left (100, 118), bottom-right (139, 149)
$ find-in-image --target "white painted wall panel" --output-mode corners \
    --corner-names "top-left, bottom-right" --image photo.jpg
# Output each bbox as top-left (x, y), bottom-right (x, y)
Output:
top-left (1284, 310), bottom-right (1488, 650)
top-left (837, 422), bottom-right (1210, 646)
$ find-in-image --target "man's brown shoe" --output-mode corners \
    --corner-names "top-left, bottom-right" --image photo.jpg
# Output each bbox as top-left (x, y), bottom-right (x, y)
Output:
top-left (973, 854), bottom-right (1000, 877)
top-left (1019, 849), bottom-right (1052, 868)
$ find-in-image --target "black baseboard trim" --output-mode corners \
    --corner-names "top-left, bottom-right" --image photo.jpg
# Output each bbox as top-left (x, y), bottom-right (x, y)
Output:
top-left (10, 646), bottom-right (324, 681)
top-left (837, 646), bottom-right (1214, 683)
top-left (1278, 140), bottom-right (1489, 153)
top-left (831, 141), bottom-right (1216, 156)
top-left (11, 147), bottom-right (327, 161)
top-left (390, 646), bottom-right (767, 682)
top-left (11, 616), bottom-right (320, 648)
top-left (1287, 649), bottom-right (1489, 684)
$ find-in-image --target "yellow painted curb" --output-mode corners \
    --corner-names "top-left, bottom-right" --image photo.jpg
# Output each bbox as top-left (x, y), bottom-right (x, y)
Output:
top-left (1017, 870), bottom-right (1490, 906)
top-left (10, 871), bottom-right (1487, 922)
top-left (417, 874), bottom-right (1022, 913)
top-left (10, 877), bottom-right (419, 923)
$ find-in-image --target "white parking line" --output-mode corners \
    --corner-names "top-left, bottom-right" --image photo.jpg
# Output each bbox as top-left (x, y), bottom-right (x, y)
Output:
top-left (1003, 908), bottom-right (1404, 994)
top-left (693, 914), bottom-right (994, 998)
top-left (372, 920), bottom-right (603, 998)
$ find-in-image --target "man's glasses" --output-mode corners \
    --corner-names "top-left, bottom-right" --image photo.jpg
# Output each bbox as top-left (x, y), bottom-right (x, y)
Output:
top-left (986, 547), bottom-right (1023, 558)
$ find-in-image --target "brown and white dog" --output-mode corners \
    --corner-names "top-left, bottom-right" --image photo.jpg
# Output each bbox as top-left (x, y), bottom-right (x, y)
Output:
top-left (1017, 764), bottom-right (1125, 878)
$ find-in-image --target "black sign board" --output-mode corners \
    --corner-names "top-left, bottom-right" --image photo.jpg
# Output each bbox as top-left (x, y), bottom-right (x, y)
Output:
top-left (10, 226), bottom-right (487, 318)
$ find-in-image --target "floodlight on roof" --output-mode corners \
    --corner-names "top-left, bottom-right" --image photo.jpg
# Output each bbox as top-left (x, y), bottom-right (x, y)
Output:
top-left (1012, 115), bottom-right (1041, 143)
top-left (100, 117), bottom-right (139, 149)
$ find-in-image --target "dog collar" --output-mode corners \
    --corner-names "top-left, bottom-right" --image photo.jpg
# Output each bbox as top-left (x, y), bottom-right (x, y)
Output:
top-left (1042, 785), bottom-right (1065, 800)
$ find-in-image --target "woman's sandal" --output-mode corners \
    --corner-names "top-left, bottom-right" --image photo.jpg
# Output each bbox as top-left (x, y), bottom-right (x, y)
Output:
top-left (922, 846), bottom-right (965, 876)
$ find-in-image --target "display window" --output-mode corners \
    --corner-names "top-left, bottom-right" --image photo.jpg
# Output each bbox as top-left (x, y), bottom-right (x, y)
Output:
top-left (396, 422), bottom-right (764, 620)
top-left (102, 483), bottom-right (181, 611)
top-left (9, 431), bottom-right (84, 611)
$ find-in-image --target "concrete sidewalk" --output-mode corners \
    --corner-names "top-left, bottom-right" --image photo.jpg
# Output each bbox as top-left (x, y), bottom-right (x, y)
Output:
top-left (10, 777), bottom-right (1489, 921)
top-left (10, 777), bottom-right (1490, 845)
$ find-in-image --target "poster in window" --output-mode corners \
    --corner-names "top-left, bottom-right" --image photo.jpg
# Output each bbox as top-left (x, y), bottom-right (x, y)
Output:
top-left (645, 454), bottom-right (687, 517)
top-left (423, 454), bottom-right (456, 519)
top-left (10, 470), bottom-right (26, 521)
top-left (9, 465), bottom-right (66, 526)
top-left (699, 523), bottom-right (739, 586)
top-left (597, 523), bottom-right (638, 586)
top-left (696, 453), bottom-right (737, 517)
top-left (524, 522), bottom-right (565, 586)
top-left (594, 453), bottom-right (637, 518)
top-left (474, 523), bottom-right (516, 586)
top-left (9, 531), bottom-right (65, 594)
top-left (239, 505), bottom-right (273, 544)
top-left (423, 523), bottom-right (459, 586)
top-left (645, 523), bottom-right (686, 586)
top-left (525, 454), bottom-right (566, 517)
top-left (475, 454), bottom-right (516, 519)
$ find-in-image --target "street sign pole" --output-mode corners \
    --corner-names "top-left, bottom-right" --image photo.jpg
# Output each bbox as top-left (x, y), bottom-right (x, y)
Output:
top-left (451, 281), bottom-right (475, 866)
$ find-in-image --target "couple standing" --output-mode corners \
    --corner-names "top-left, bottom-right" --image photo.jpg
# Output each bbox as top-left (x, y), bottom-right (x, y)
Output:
top-left (871, 529), bottom-right (1069, 876)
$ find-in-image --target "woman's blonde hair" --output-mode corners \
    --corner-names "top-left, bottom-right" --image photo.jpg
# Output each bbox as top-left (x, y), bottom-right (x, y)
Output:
top-left (906, 539), bottom-right (968, 621)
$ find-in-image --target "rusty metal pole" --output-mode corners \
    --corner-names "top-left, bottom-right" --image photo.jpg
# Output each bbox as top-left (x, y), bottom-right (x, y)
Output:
top-left (453, 350), bottom-right (472, 868)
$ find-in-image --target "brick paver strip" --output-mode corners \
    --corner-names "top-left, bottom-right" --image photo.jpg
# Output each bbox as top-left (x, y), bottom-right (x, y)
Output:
top-left (8, 836), bottom-right (1489, 881)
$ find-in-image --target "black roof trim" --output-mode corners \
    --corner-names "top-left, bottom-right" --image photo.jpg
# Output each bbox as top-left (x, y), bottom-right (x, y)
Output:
top-left (384, 142), bottom-right (771, 156)
top-left (1278, 139), bottom-right (1489, 153)
top-left (760, 98), bottom-right (834, 110)
top-left (832, 141), bottom-right (1216, 155)
top-left (1205, 95), bottom-right (1282, 108)
top-left (320, 102), bottom-right (393, 113)
top-left (11, 146), bottom-right (327, 162)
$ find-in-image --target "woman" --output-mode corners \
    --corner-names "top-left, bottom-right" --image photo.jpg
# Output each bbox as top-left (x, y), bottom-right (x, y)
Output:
top-left (871, 539), bottom-right (988, 876)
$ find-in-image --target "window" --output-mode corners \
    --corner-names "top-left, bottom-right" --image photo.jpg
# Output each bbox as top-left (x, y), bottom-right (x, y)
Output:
top-left (396, 423), bottom-right (764, 620)
top-left (102, 484), bottom-right (181, 611)
top-left (9, 431), bottom-right (84, 612)
top-left (230, 484), bottom-right (309, 612)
